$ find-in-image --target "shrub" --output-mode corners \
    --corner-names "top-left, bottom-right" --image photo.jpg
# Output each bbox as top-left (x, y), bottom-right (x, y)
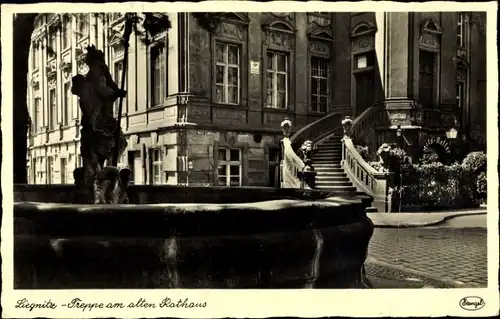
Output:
top-left (476, 171), bottom-right (487, 199)
top-left (368, 161), bottom-right (387, 172)
top-left (355, 145), bottom-right (371, 161)
top-left (419, 152), bottom-right (441, 164)
top-left (400, 162), bottom-right (476, 207)
top-left (462, 151), bottom-right (487, 174)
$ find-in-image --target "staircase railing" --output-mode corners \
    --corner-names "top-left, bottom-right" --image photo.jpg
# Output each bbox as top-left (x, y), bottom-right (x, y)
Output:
top-left (341, 106), bottom-right (394, 212)
top-left (280, 112), bottom-right (345, 189)
top-left (290, 112), bottom-right (346, 150)
top-left (281, 137), bottom-right (306, 189)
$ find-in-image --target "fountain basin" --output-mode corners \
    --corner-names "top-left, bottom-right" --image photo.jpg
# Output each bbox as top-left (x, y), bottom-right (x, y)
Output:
top-left (14, 185), bottom-right (373, 289)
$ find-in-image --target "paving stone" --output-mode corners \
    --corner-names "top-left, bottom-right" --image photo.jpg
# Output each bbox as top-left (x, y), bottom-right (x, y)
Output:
top-left (368, 228), bottom-right (487, 287)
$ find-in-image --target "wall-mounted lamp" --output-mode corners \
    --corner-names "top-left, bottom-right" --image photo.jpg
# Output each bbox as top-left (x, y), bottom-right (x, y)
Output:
top-left (395, 125), bottom-right (412, 147)
top-left (396, 125), bottom-right (403, 137)
top-left (445, 114), bottom-right (459, 140)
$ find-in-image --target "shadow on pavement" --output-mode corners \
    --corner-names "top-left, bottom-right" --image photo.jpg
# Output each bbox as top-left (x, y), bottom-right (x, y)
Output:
top-left (364, 263), bottom-right (456, 288)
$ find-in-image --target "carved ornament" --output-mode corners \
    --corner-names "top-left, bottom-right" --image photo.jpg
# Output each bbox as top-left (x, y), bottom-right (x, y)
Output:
top-left (308, 40), bottom-right (331, 55)
top-left (419, 33), bottom-right (440, 51)
top-left (30, 72), bottom-right (40, 88)
top-left (46, 60), bottom-right (57, 78)
top-left (215, 22), bottom-right (246, 41)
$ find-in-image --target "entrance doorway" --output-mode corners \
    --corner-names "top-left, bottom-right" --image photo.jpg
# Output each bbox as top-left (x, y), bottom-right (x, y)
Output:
top-left (355, 71), bottom-right (375, 116)
top-left (419, 50), bottom-right (436, 108)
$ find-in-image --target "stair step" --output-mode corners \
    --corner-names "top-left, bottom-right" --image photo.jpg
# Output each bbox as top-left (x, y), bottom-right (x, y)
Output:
top-left (319, 142), bottom-right (342, 145)
top-left (314, 167), bottom-right (345, 173)
top-left (315, 186), bottom-right (357, 191)
top-left (315, 176), bottom-right (350, 182)
top-left (313, 156), bottom-right (342, 160)
top-left (314, 163), bottom-right (342, 168)
top-left (315, 181), bottom-right (353, 187)
top-left (316, 172), bottom-right (347, 177)
top-left (315, 152), bottom-right (342, 156)
top-left (365, 207), bottom-right (378, 213)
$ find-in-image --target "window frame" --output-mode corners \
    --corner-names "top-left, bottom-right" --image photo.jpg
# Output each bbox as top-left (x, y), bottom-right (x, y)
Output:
top-left (32, 44), bottom-right (39, 70)
top-left (310, 56), bottom-right (330, 113)
top-left (214, 41), bottom-right (241, 105)
top-left (63, 81), bottom-right (71, 126)
top-left (113, 59), bottom-right (125, 115)
top-left (150, 44), bottom-right (167, 108)
top-left (60, 157), bottom-right (67, 184)
top-left (47, 32), bottom-right (57, 60)
top-left (217, 148), bottom-right (242, 187)
top-left (33, 97), bottom-right (41, 133)
top-left (457, 13), bottom-right (465, 48)
top-left (151, 148), bottom-right (163, 185)
top-left (265, 50), bottom-right (289, 110)
top-left (61, 15), bottom-right (71, 50)
top-left (47, 156), bottom-right (54, 184)
top-left (77, 13), bottom-right (89, 42)
top-left (49, 88), bottom-right (57, 130)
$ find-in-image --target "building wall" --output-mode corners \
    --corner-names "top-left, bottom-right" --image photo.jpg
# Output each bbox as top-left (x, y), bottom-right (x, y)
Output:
top-left (26, 11), bottom-right (487, 186)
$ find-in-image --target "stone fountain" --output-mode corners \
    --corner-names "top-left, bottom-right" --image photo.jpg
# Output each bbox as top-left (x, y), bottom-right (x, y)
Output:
top-left (14, 47), bottom-right (374, 289)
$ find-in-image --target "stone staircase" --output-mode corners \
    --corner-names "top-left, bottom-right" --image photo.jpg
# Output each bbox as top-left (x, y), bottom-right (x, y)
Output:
top-left (312, 133), bottom-right (378, 212)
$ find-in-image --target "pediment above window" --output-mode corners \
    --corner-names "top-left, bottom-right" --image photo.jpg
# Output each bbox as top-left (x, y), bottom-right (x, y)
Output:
top-left (262, 20), bottom-right (295, 34)
top-left (421, 19), bottom-right (443, 35)
top-left (219, 12), bottom-right (249, 25)
top-left (351, 21), bottom-right (377, 38)
top-left (307, 27), bottom-right (333, 42)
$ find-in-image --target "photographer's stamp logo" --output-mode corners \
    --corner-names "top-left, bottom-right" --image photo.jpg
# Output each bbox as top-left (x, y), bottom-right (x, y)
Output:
top-left (459, 296), bottom-right (485, 311)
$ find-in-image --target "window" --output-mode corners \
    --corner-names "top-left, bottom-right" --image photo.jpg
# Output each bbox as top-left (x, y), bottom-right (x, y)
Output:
top-left (150, 47), bottom-right (166, 107)
top-left (114, 60), bottom-right (125, 115)
top-left (33, 98), bottom-right (41, 133)
top-left (268, 147), bottom-right (280, 187)
top-left (62, 15), bottom-right (71, 50)
top-left (311, 57), bottom-right (329, 113)
top-left (48, 33), bottom-right (56, 59)
top-left (217, 148), bottom-right (242, 186)
top-left (266, 51), bottom-right (289, 109)
top-left (47, 157), bottom-right (54, 184)
top-left (63, 81), bottom-right (71, 125)
top-left (77, 13), bottom-right (89, 41)
top-left (60, 157), bottom-right (67, 184)
top-left (32, 44), bottom-right (39, 69)
top-left (457, 13), bottom-right (465, 48)
top-left (151, 149), bottom-right (162, 185)
top-left (215, 42), bottom-right (240, 105)
top-left (49, 88), bottom-right (57, 129)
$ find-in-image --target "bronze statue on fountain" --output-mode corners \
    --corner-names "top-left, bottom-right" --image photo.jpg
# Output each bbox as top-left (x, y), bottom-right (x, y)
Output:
top-left (71, 45), bottom-right (130, 204)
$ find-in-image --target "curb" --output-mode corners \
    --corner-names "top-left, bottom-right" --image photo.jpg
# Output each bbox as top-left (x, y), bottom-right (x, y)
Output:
top-left (369, 211), bottom-right (487, 228)
top-left (365, 257), bottom-right (484, 288)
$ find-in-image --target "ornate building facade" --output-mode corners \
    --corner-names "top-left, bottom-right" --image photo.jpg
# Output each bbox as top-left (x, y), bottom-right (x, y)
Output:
top-left (27, 12), bottom-right (486, 185)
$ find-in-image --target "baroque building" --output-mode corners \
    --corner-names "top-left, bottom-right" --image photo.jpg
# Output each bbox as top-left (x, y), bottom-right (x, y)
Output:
top-left (26, 12), bottom-right (486, 185)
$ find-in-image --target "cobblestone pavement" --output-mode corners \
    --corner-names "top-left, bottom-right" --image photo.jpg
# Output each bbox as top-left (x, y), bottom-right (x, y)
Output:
top-left (367, 228), bottom-right (487, 287)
